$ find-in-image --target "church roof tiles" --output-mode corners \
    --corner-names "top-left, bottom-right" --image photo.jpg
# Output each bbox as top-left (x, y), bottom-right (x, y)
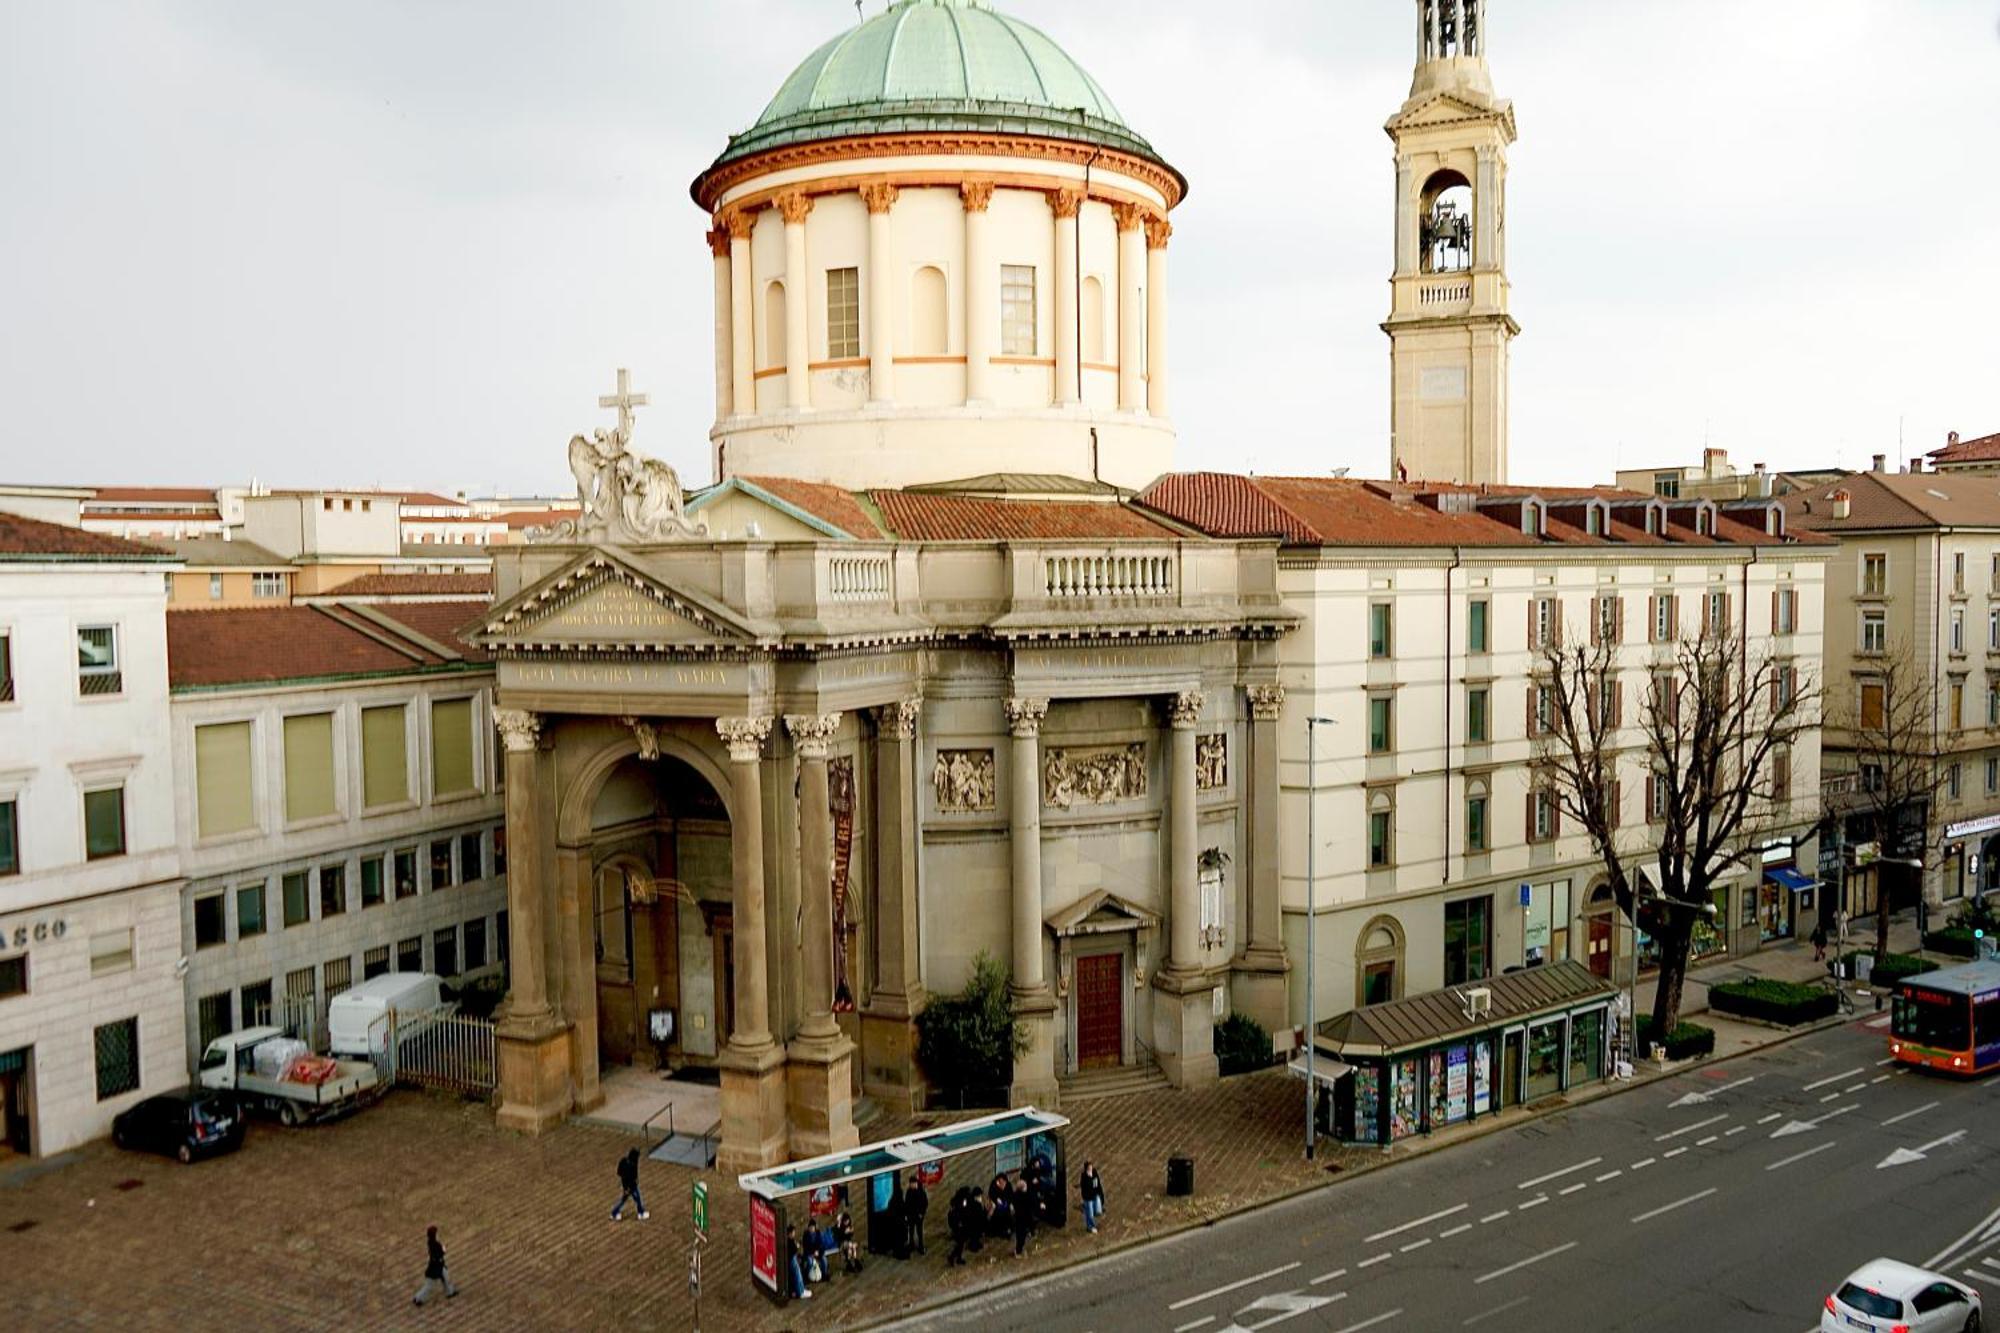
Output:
top-left (167, 601), bottom-right (488, 689)
top-left (0, 513), bottom-right (172, 561)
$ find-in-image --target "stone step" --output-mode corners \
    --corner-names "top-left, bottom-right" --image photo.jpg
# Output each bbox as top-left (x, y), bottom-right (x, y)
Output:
top-left (1060, 1063), bottom-right (1172, 1103)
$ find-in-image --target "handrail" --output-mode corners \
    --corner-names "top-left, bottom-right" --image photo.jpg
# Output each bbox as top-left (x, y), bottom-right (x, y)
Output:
top-left (641, 1100), bottom-right (676, 1147)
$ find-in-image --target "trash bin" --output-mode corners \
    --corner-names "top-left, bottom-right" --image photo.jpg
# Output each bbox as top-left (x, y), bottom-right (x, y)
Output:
top-left (1166, 1154), bottom-right (1194, 1197)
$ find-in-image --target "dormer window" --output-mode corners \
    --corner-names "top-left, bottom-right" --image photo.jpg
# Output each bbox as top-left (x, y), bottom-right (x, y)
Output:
top-left (1585, 502), bottom-right (1607, 537)
top-left (1695, 508), bottom-right (1714, 536)
top-left (1522, 500), bottom-right (1544, 537)
top-left (1644, 503), bottom-right (1665, 536)
top-left (1764, 506), bottom-right (1784, 538)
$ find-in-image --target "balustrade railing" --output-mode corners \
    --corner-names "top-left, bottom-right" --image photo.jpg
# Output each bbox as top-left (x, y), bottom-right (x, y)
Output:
top-left (1043, 552), bottom-right (1174, 600)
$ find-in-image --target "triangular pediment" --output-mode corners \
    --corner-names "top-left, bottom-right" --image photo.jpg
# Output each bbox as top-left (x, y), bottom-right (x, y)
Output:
top-left (1387, 92), bottom-right (1516, 136)
top-left (1046, 889), bottom-right (1161, 937)
top-left (474, 547), bottom-right (764, 650)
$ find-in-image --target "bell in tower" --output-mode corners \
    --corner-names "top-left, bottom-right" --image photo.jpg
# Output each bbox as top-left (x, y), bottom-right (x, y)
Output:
top-left (1382, 0), bottom-right (1518, 486)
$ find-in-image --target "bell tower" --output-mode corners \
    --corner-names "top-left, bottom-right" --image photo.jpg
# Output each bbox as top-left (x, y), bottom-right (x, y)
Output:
top-left (1383, 0), bottom-right (1518, 485)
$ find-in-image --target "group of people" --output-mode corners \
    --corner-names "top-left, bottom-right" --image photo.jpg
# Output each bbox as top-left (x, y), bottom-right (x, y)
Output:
top-left (943, 1155), bottom-right (1106, 1265)
top-left (784, 1212), bottom-right (865, 1299)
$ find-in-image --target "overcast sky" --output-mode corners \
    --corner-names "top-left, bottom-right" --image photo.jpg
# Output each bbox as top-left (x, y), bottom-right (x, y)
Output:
top-left (4, 1), bottom-right (1996, 496)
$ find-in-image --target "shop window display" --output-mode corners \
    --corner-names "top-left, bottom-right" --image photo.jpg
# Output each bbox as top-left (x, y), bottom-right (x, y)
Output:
top-left (1526, 1021), bottom-right (1563, 1101)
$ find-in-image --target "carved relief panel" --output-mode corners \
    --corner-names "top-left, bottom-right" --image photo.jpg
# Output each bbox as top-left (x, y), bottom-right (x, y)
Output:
top-left (1044, 743), bottom-right (1147, 809)
top-left (1195, 733), bottom-right (1228, 790)
top-left (930, 749), bottom-right (996, 813)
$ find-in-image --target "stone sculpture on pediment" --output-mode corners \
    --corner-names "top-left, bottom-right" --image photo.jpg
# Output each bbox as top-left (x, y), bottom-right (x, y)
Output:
top-left (1043, 743), bottom-right (1146, 809)
top-left (528, 368), bottom-right (708, 545)
top-left (931, 749), bottom-right (995, 813)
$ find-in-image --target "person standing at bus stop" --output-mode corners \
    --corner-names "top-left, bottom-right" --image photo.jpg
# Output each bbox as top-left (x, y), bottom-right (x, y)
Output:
top-left (1078, 1161), bottom-right (1106, 1234)
top-left (904, 1176), bottom-right (929, 1255)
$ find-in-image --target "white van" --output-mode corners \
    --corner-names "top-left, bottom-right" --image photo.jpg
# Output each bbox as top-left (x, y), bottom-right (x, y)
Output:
top-left (326, 972), bottom-right (448, 1058)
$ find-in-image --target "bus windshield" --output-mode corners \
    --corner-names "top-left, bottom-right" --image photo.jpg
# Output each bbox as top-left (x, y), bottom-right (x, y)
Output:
top-left (1893, 989), bottom-right (1970, 1049)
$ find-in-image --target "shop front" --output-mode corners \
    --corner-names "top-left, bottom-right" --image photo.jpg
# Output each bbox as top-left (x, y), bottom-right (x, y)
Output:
top-left (1757, 858), bottom-right (1816, 945)
top-left (1316, 961), bottom-right (1618, 1147)
top-left (1943, 813), bottom-right (2000, 904)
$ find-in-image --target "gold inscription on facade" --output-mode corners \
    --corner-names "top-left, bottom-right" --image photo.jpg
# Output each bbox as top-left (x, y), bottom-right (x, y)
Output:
top-left (543, 584), bottom-right (678, 631)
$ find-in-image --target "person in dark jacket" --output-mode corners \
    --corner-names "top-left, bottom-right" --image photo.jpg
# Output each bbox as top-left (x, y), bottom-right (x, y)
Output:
top-left (1010, 1174), bottom-right (1035, 1255)
top-left (945, 1188), bottom-right (969, 1266)
top-left (987, 1175), bottom-right (1013, 1239)
top-left (1078, 1160), bottom-right (1106, 1233)
top-left (412, 1225), bottom-right (458, 1305)
top-left (609, 1146), bottom-right (648, 1221)
top-left (786, 1226), bottom-right (812, 1300)
top-left (904, 1178), bottom-right (930, 1255)
top-left (835, 1211), bottom-right (861, 1273)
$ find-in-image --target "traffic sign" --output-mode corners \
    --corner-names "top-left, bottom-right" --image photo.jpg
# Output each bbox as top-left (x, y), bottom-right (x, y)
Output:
top-left (692, 1179), bottom-right (709, 1238)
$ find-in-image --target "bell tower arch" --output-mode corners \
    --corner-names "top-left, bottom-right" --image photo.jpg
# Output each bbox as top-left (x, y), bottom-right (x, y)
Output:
top-left (1384, 0), bottom-right (1519, 486)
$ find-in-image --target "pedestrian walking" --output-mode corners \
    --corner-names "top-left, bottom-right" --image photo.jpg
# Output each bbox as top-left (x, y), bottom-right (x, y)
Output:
top-left (945, 1188), bottom-right (969, 1266)
top-left (786, 1225), bottom-right (813, 1300)
top-left (1810, 920), bottom-right (1828, 963)
top-left (609, 1146), bottom-right (648, 1220)
top-left (1010, 1174), bottom-right (1035, 1255)
top-left (904, 1177), bottom-right (929, 1255)
top-left (1078, 1161), bottom-right (1106, 1234)
top-left (412, 1225), bottom-right (458, 1306)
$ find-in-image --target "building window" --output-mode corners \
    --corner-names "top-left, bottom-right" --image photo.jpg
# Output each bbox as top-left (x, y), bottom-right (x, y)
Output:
top-left (394, 848), bottom-right (419, 899)
top-left (282, 870), bottom-right (311, 928)
top-left (1367, 803), bottom-right (1393, 868)
top-left (396, 935), bottom-right (423, 973)
top-left (1466, 793), bottom-right (1489, 852)
top-left (1861, 553), bottom-right (1887, 597)
top-left (1585, 505), bottom-right (1605, 537)
top-left (1653, 594), bottom-right (1677, 643)
top-left (1986, 757), bottom-right (1997, 795)
top-left (1468, 600), bottom-right (1489, 653)
top-left (1368, 696), bottom-right (1393, 753)
top-left (824, 266), bottom-right (860, 360)
top-left (431, 698), bottom-right (476, 798)
top-left (1443, 897), bottom-right (1492, 986)
top-left (78, 624), bottom-right (121, 695)
top-left (911, 265), bottom-right (948, 355)
top-left (1775, 588), bottom-right (1796, 635)
top-left (194, 720), bottom-right (256, 839)
top-left (324, 955), bottom-right (352, 1004)
top-left (283, 712), bottom-right (337, 823)
top-left (1531, 597), bottom-right (1557, 649)
top-left (492, 827), bottom-right (506, 877)
top-left (1356, 917), bottom-right (1404, 1006)
top-left (1861, 611), bottom-right (1886, 655)
top-left (1646, 771), bottom-right (1670, 821)
top-left (251, 572), bottom-right (287, 599)
top-left (208, 573), bottom-right (223, 601)
top-left (194, 893), bottom-right (227, 949)
top-left (434, 926), bottom-right (459, 978)
top-left (498, 910), bottom-right (509, 967)
top-left (1466, 686), bottom-right (1489, 743)
top-left (0, 799), bottom-right (16, 877)
top-left (320, 863), bottom-right (346, 917)
top-left (431, 838), bottom-right (455, 889)
top-left (240, 979), bottom-right (273, 1028)
top-left (360, 855), bottom-right (385, 907)
top-left (1705, 589), bottom-right (1729, 635)
top-left (198, 991), bottom-right (233, 1051)
top-left (363, 945), bottom-right (390, 980)
top-left (1951, 680), bottom-right (1966, 731)
top-left (236, 883), bottom-right (265, 938)
top-left (459, 831), bottom-right (482, 882)
top-left (1529, 682), bottom-right (1554, 737)
top-left (360, 704), bottom-right (410, 809)
top-left (1948, 762), bottom-right (1962, 801)
top-left (93, 1017), bottom-right (140, 1101)
top-left (1369, 603), bottom-right (1392, 658)
top-left (1000, 264), bottom-right (1037, 355)
top-left (1859, 681), bottom-right (1885, 730)
top-left (0, 955), bottom-right (27, 999)
top-left (84, 785), bottom-right (125, 860)
top-left (1955, 552), bottom-right (1966, 595)
top-left (1597, 595), bottom-right (1620, 644)
top-left (1652, 473), bottom-right (1680, 499)
top-left (1952, 609), bottom-right (1966, 655)
top-left (1597, 673), bottom-right (1620, 729)
top-left (1989, 610), bottom-right (1998, 651)
top-left (1773, 664), bottom-right (1796, 711)
top-left (285, 966), bottom-right (315, 1033)
top-left (1529, 784), bottom-right (1560, 842)
top-left (1772, 749), bottom-right (1791, 804)
top-left (1989, 684), bottom-right (1999, 728)
top-left (464, 917), bottom-right (488, 972)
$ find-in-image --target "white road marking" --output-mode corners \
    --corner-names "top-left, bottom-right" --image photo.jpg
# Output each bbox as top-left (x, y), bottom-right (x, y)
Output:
top-left (1960, 1269), bottom-right (2000, 1291)
top-left (1985, 1257), bottom-right (2000, 1272)
top-left (1875, 1056), bottom-right (1897, 1066)
top-left (1462, 1295), bottom-right (1532, 1326)
top-left (1356, 1253), bottom-right (1392, 1270)
top-left (1695, 1135), bottom-right (1719, 1146)
top-left (1668, 1076), bottom-right (1755, 1107)
top-left (1818, 1091), bottom-right (1844, 1103)
top-left (1771, 1104), bottom-right (1859, 1138)
top-left (1439, 1223), bottom-right (1473, 1239)
top-left (1929, 1200), bottom-right (2000, 1268)
top-left (1595, 1169), bottom-right (1624, 1182)
top-left (1237, 1292), bottom-right (1346, 1329)
top-left (1558, 1182), bottom-right (1589, 1196)
top-left (1843, 1082), bottom-right (1867, 1094)
top-left (1725, 1126), bottom-right (1745, 1137)
top-left (1654, 1114), bottom-right (1727, 1142)
top-left (1474, 1240), bottom-right (1578, 1284)
top-left (1479, 1210), bottom-right (1510, 1224)
top-left (1803, 1066), bottom-right (1866, 1092)
top-left (1517, 1157), bottom-right (1603, 1190)
top-left (1630, 1157), bottom-right (1655, 1170)
top-left (1516, 1195), bottom-right (1549, 1211)
top-left (1167, 1263), bottom-right (1304, 1311)
top-left (1309, 1268), bottom-right (1347, 1286)
top-left (1327, 1311), bottom-right (1402, 1333)
top-left (1631, 1187), bottom-right (1718, 1224)
top-left (1176, 1319), bottom-right (1216, 1333)
top-left (1766, 1141), bottom-right (1838, 1172)
top-left (1662, 1147), bottom-right (1688, 1159)
top-left (1866, 1016), bottom-right (1891, 1030)
top-left (1365, 1203), bottom-right (1469, 1243)
top-left (1870, 1074), bottom-right (1890, 1085)
top-left (1757, 1112), bottom-right (1783, 1124)
top-left (1877, 1129), bottom-right (1968, 1170)
top-left (1881, 1100), bottom-right (1939, 1126)
top-left (1399, 1238), bottom-right (1432, 1253)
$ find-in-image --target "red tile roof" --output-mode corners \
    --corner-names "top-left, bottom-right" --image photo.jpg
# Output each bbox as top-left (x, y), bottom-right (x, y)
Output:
top-left (0, 513), bottom-right (170, 559)
top-left (866, 490), bottom-right (1182, 541)
top-left (167, 606), bottom-right (461, 687)
top-left (324, 572), bottom-right (493, 597)
top-left (86, 487), bottom-right (217, 504)
top-left (394, 492), bottom-right (467, 507)
top-left (737, 476), bottom-right (887, 539)
top-left (1928, 431), bottom-right (2000, 465)
top-left (371, 601), bottom-right (493, 663)
top-left (498, 508), bottom-right (579, 528)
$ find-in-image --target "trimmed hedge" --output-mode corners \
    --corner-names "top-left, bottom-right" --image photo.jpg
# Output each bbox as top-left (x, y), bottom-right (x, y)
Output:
top-left (1863, 952), bottom-right (1931, 991)
top-left (1708, 977), bottom-right (1838, 1026)
top-left (1215, 1013), bottom-right (1275, 1077)
top-left (1636, 1015), bottom-right (1716, 1060)
top-left (1923, 927), bottom-right (1981, 959)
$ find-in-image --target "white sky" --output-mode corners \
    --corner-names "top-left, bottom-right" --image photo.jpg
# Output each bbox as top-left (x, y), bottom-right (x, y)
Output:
top-left (3, 1), bottom-right (1996, 495)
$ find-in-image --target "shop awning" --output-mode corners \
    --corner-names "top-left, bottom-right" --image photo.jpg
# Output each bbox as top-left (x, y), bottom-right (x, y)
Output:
top-left (1764, 866), bottom-right (1816, 894)
top-left (1287, 1055), bottom-right (1352, 1089)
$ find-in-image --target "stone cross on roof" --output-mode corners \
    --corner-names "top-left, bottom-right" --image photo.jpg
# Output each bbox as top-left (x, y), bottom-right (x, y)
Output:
top-left (598, 367), bottom-right (649, 437)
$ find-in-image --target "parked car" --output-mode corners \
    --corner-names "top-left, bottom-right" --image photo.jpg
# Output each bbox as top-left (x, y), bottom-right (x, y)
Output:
top-left (1823, 1258), bottom-right (1981, 1332)
top-left (110, 1089), bottom-right (244, 1164)
top-left (197, 1026), bottom-right (383, 1126)
top-left (326, 972), bottom-right (449, 1059)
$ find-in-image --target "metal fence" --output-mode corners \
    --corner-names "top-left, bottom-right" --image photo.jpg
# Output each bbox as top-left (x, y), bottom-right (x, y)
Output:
top-left (385, 1008), bottom-right (497, 1096)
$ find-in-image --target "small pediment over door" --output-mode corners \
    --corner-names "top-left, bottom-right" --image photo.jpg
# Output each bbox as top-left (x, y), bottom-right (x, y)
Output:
top-left (1046, 889), bottom-right (1161, 939)
top-left (474, 548), bottom-right (766, 653)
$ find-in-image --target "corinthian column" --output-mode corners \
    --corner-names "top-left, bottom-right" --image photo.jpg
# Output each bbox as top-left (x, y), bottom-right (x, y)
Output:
top-left (862, 698), bottom-right (924, 1109)
top-left (725, 208), bottom-right (756, 418)
top-left (1165, 690), bottom-right (1203, 972)
top-left (777, 191), bottom-right (813, 411)
top-left (1050, 188), bottom-right (1083, 405)
top-left (962, 180), bottom-right (996, 405)
top-left (1004, 695), bottom-right (1059, 1108)
top-left (493, 707), bottom-right (572, 1134)
top-left (1145, 216), bottom-right (1172, 418)
top-left (716, 716), bottom-right (775, 1051)
top-left (862, 182), bottom-right (898, 404)
top-left (1114, 202), bottom-right (1146, 413)
top-left (1233, 684), bottom-right (1291, 1038)
top-left (786, 712), bottom-right (842, 1042)
top-left (707, 222), bottom-right (733, 421)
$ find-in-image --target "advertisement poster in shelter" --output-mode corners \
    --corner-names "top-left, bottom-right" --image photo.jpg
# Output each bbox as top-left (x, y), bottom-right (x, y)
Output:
top-left (1391, 1059), bottom-right (1420, 1140)
top-left (1472, 1038), bottom-right (1492, 1115)
top-left (1354, 1066), bottom-right (1381, 1142)
top-left (916, 1160), bottom-right (944, 1187)
top-left (809, 1185), bottom-right (840, 1217)
top-left (1445, 1045), bottom-right (1470, 1123)
top-left (749, 1195), bottom-right (780, 1295)
top-left (996, 1137), bottom-right (1026, 1175)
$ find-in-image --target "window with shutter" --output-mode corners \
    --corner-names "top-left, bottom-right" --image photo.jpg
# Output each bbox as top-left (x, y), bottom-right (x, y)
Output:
top-left (361, 704), bottom-right (409, 808)
top-left (283, 712), bottom-right (336, 823)
top-left (430, 698), bottom-right (475, 797)
top-left (195, 721), bottom-right (255, 839)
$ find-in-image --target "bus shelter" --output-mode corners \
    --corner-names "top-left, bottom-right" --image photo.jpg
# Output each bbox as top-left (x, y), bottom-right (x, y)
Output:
top-left (737, 1106), bottom-right (1069, 1305)
top-left (1313, 960), bottom-right (1619, 1146)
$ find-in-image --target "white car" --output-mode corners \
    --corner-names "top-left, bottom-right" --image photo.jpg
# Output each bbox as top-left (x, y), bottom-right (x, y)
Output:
top-left (1822, 1259), bottom-right (1981, 1333)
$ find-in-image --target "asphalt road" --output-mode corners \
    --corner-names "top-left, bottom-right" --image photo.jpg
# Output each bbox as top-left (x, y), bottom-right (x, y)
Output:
top-left (885, 1015), bottom-right (2000, 1333)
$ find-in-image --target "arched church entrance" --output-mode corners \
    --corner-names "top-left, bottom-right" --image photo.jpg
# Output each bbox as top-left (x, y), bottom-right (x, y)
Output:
top-left (587, 754), bottom-right (734, 1070)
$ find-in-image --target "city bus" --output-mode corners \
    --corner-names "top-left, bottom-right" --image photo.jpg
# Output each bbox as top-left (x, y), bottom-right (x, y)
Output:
top-left (1889, 959), bottom-right (2000, 1075)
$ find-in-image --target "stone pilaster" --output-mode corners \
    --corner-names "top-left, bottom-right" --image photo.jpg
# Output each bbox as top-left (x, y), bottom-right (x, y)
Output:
top-left (1050, 188), bottom-right (1082, 405)
top-left (1114, 202), bottom-right (1146, 413)
top-left (963, 180), bottom-right (996, 405)
top-left (861, 698), bottom-right (925, 1110)
top-left (493, 709), bottom-right (573, 1134)
top-left (778, 191), bottom-right (813, 411)
top-left (724, 208), bottom-right (756, 421)
top-left (1145, 217), bottom-right (1171, 418)
top-left (1233, 684), bottom-right (1291, 1039)
top-left (1153, 690), bottom-right (1218, 1088)
top-left (1004, 696), bottom-right (1059, 1109)
top-left (783, 712), bottom-right (858, 1157)
top-left (862, 183), bottom-right (898, 404)
top-left (708, 222), bottom-right (733, 420)
top-left (715, 715), bottom-right (787, 1175)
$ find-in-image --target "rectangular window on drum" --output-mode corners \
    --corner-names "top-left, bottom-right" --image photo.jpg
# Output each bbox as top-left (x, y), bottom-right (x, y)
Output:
top-left (1000, 264), bottom-right (1037, 355)
top-left (825, 267), bottom-right (859, 359)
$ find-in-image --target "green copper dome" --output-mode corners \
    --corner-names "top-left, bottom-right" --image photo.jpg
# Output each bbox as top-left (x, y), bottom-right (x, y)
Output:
top-left (701, 0), bottom-right (1176, 189)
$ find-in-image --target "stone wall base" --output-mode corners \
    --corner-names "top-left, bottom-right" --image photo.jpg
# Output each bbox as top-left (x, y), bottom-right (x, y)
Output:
top-left (495, 1018), bottom-right (574, 1134)
top-left (1008, 986), bottom-right (1060, 1111)
top-left (785, 1036), bottom-right (860, 1159)
top-left (1152, 970), bottom-right (1220, 1089)
top-left (717, 1042), bottom-right (790, 1176)
top-left (860, 1004), bottom-right (926, 1113)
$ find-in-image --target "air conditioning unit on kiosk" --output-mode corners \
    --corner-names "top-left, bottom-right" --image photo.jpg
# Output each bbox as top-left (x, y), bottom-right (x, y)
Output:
top-left (1463, 987), bottom-right (1492, 1020)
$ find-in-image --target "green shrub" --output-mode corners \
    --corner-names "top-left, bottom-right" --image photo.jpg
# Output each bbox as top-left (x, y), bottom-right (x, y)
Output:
top-left (1924, 927), bottom-right (1981, 959)
top-left (1950, 898), bottom-right (2000, 933)
top-left (915, 951), bottom-right (1026, 1109)
top-left (1214, 1013), bottom-right (1274, 1077)
top-left (1864, 952), bottom-right (1932, 991)
top-left (1636, 1015), bottom-right (1716, 1060)
top-left (1708, 978), bottom-right (1837, 1025)
top-left (453, 974), bottom-right (507, 1021)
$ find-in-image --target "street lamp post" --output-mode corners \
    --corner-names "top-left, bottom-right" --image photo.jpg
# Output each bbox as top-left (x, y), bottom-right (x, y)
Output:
top-left (1305, 715), bottom-right (1334, 1159)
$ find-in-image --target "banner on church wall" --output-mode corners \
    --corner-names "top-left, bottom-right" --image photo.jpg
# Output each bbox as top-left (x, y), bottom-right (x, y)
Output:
top-left (831, 757), bottom-right (856, 1013)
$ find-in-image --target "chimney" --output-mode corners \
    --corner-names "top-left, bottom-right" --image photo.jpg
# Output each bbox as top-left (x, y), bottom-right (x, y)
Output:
top-left (1703, 446), bottom-right (1728, 478)
top-left (1908, 457), bottom-right (1924, 475)
top-left (1831, 489), bottom-right (1852, 520)
top-left (1871, 454), bottom-right (1887, 473)
top-left (1948, 430), bottom-right (1961, 448)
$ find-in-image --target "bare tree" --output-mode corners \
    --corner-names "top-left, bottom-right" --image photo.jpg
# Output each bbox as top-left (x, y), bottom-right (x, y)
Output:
top-left (1535, 623), bottom-right (1821, 1046)
top-left (1840, 643), bottom-right (1941, 965)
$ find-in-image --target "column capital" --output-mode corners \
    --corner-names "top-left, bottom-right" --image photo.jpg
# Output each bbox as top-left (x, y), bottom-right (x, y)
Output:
top-left (716, 715), bottom-right (773, 762)
top-left (619, 716), bottom-right (660, 761)
top-left (1246, 684), bottom-right (1286, 720)
top-left (705, 222), bottom-right (731, 258)
top-left (1047, 187), bottom-right (1084, 219)
top-left (1111, 200), bottom-right (1147, 233)
top-left (872, 697), bottom-right (922, 741)
top-left (722, 206), bottom-right (757, 241)
top-left (775, 190), bottom-right (814, 225)
top-left (1144, 216), bottom-right (1173, 250)
top-left (495, 708), bottom-right (542, 752)
top-left (1003, 696), bottom-right (1049, 737)
top-left (785, 711), bottom-right (841, 758)
top-left (959, 179), bottom-right (995, 213)
top-left (1165, 689), bottom-right (1205, 730)
top-left (860, 181), bottom-right (900, 214)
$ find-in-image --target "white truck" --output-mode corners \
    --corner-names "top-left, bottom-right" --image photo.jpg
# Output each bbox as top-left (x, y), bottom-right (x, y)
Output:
top-left (197, 1026), bottom-right (384, 1126)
